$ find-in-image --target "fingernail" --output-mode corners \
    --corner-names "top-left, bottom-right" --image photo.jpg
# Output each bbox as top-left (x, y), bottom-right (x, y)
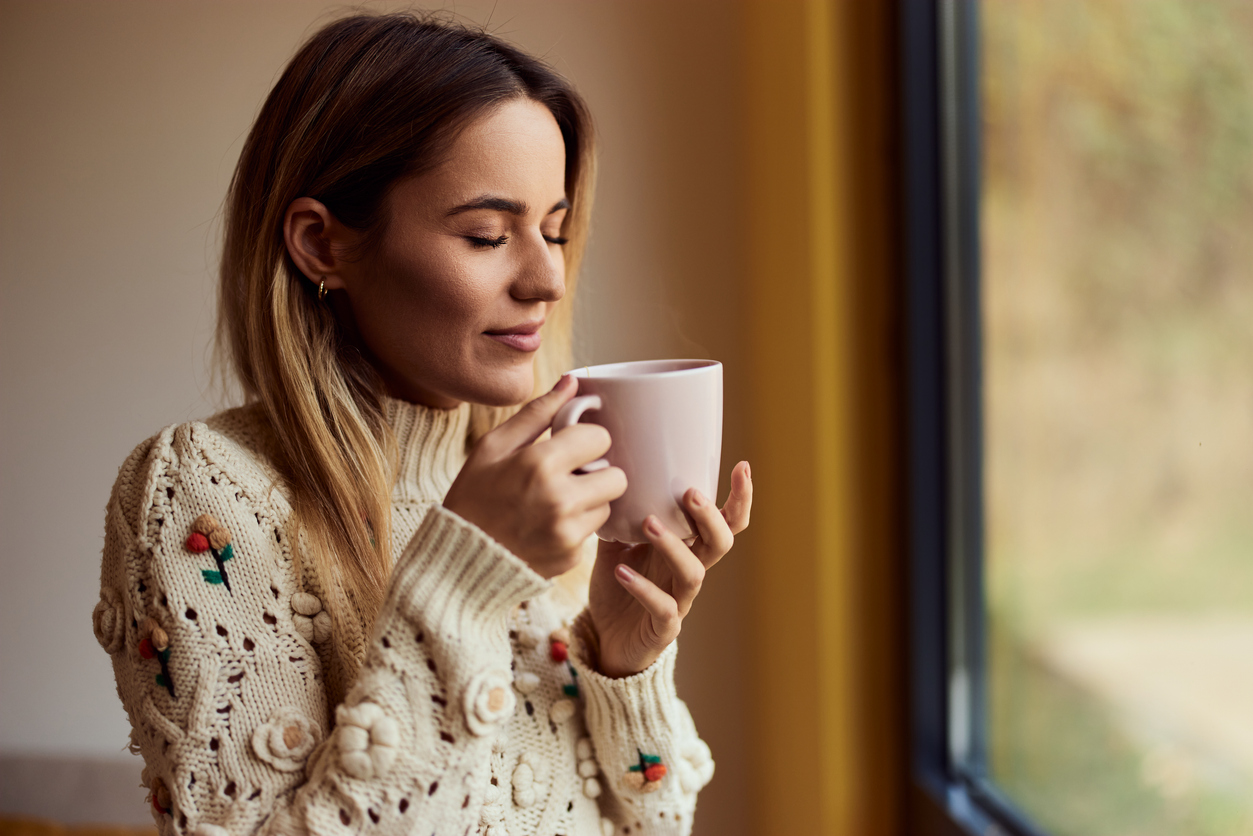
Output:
top-left (645, 516), bottom-right (662, 536)
top-left (615, 564), bottom-right (634, 583)
top-left (745, 461), bottom-right (752, 481)
top-left (550, 374), bottom-right (569, 392)
top-left (690, 491), bottom-right (704, 507)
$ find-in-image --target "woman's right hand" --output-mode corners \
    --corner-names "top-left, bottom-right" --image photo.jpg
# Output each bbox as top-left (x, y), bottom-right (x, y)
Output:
top-left (443, 375), bottom-right (628, 578)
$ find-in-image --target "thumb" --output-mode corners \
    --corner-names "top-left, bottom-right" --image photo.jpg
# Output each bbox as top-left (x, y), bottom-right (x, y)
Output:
top-left (480, 374), bottom-right (578, 457)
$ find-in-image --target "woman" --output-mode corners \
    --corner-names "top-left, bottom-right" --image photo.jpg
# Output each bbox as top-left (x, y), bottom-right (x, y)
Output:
top-left (91, 12), bottom-right (750, 836)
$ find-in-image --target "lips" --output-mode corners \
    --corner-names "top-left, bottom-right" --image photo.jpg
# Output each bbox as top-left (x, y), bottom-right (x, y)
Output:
top-left (484, 321), bottom-right (543, 352)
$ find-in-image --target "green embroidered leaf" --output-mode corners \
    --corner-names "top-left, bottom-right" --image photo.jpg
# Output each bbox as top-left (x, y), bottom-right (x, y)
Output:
top-left (202, 569), bottom-right (224, 584)
top-left (629, 765), bottom-right (643, 772)
top-left (641, 754), bottom-right (662, 764)
top-left (219, 543), bottom-right (234, 563)
top-left (155, 674), bottom-right (168, 688)
top-left (563, 684), bottom-right (580, 697)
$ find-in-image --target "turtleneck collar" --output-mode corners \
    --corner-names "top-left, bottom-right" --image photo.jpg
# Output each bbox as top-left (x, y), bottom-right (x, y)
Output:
top-left (382, 396), bottom-right (472, 504)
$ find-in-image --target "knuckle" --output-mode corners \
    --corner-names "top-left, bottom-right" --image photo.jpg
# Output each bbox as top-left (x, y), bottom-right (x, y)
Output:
top-left (687, 563), bottom-right (706, 589)
top-left (660, 596), bottom-right (680, 623)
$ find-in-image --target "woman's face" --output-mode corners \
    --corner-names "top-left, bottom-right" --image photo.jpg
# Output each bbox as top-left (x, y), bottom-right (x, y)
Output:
top-left (337, 98), bottom-right (570, 409)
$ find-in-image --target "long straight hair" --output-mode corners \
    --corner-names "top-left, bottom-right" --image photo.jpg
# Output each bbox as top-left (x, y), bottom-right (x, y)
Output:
top-left (217, 12), bottom-right (595, 695)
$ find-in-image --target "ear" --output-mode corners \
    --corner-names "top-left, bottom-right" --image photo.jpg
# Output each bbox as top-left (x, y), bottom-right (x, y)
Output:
top-left (283, 197), bottom-right (359, 292)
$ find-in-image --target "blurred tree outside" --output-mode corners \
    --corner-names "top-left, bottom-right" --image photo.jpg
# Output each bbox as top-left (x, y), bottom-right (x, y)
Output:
top-left (981, 2), bottom-right (1253, 835)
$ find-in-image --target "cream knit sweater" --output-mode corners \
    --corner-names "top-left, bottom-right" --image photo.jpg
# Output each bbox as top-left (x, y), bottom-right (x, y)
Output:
top-left (92, 397), bottom-right (714, 836)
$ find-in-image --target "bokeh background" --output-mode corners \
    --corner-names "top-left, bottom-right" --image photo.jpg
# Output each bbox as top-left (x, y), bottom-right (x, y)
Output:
top-left (0, 1), bottom-right (752, 830)
top-left (982, 2), bottom-right (1253, 834)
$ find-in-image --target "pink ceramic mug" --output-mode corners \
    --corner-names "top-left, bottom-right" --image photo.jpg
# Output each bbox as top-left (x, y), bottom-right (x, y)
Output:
top-left (552, 359), bottom-right (723, 544)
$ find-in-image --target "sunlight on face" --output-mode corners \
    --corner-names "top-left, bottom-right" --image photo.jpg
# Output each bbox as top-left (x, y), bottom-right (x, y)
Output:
top-left (340, 98), bottom-right (570, 409)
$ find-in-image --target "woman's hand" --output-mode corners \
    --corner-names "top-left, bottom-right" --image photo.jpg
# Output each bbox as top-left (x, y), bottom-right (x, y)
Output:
top-left (588, 461), bottom-right (752, 677)
top-left (443, 375), bottom-right (628, 579)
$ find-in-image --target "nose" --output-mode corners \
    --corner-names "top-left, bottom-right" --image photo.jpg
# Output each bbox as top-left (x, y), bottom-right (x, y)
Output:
top-left (510, 232), bottom-right (565, 304)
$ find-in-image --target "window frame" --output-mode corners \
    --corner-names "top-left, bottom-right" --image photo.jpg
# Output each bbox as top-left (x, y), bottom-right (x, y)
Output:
top-left (901, 2), bottom-right (1048, 834)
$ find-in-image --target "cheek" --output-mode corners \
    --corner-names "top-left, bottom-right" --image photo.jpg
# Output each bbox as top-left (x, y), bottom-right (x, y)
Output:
top-left (366, 246), bottom-right (489, 338)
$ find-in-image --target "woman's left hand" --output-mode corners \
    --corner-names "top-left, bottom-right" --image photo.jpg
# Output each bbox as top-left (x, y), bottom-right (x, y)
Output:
top-left (587, 461), bottom-right (752, 677)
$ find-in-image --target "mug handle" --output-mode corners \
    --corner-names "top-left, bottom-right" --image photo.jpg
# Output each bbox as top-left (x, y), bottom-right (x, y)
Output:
top-left (552, 394), bottom-right (611, 473)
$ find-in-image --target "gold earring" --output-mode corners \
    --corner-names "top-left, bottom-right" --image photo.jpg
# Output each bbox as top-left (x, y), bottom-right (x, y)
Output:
top-left (318, 278), bottom-right (328, 301)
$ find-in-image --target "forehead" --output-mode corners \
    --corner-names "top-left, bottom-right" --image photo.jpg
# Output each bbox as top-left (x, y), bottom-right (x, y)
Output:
top-left (403, 99), bottom-right (568, 209)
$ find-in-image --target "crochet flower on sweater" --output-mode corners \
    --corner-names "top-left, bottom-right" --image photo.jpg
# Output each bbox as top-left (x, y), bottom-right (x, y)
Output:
top-left (94, 398), bottom-right (712, 836)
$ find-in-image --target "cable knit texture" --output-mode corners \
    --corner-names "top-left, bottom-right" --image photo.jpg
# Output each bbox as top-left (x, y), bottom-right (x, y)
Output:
top-left (95, 398), bottom-right (712, 835)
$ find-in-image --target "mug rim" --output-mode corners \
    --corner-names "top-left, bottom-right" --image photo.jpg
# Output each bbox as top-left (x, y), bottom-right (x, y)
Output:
top-left (566, 359), bottom-right (720, 380)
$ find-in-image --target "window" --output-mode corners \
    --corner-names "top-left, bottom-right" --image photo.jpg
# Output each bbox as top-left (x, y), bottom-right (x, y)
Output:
top-left (907, 2), bottom-right (1253, 834)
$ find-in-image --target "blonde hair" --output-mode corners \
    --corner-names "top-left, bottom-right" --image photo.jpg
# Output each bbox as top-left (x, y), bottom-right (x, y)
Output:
top-left (217, 12), bottom-right (595, 695)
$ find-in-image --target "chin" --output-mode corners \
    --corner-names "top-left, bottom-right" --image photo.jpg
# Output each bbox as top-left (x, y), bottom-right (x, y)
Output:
top-left (467, 369), bottom-right (536, 408)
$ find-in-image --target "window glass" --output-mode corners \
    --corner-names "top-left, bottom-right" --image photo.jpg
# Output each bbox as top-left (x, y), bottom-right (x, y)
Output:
top-left (981, 2), bottom-right (1253, 834)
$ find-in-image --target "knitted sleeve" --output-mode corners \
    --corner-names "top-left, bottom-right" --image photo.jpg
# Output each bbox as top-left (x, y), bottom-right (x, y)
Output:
top-left (92, 422), bottom-right (550, 835)
top-left (567, 611), bottom-right (715, 836)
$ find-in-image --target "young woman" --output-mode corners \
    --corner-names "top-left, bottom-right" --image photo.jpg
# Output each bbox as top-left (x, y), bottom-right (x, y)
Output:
top-left (92, 12), bottom-right (750, 836)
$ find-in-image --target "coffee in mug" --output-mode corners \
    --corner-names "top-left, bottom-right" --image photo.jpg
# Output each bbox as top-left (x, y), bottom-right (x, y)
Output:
top-left (552, 359), bottom-right (723, 544)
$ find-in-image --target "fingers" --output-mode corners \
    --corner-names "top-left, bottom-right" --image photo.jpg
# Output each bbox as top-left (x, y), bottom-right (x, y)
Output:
top-left (576, 464), bottom-right (628, 507)
top-left (641, 515), bottom-right (705, 616)
top-left (540, 422), bottom-right (613, 473)
top-left (683, 488), bottom-right (734, 568)
top-left (480, 374), bottom-right (577, 457)
top-left (613, 563), bottom-right (681, 644)
top-left (720, 461), bottom-right (752, 535)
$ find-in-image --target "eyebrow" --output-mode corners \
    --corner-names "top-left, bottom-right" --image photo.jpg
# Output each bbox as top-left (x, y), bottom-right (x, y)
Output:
top-left (445, 196), bottom-right (570, 217)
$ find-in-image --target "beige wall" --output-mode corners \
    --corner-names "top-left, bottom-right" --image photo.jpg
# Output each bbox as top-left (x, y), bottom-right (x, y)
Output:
top-left (0, 1), bottom-right (750, 831)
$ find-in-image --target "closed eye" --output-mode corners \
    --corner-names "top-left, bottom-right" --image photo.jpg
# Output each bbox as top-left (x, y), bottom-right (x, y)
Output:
top-left (468, 235), bottom-right (509, 249)
top-left (543, 234), bottom-right (569, 246)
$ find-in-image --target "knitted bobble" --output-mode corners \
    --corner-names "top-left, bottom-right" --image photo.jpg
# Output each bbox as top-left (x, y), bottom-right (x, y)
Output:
top-left (208, 527), bottom-right (232, 551)
top-left (576, 737), bottom-right (595, 761)
top-left (624, 750), bottom-right (668, 793)
top-left (582, 777), bottom-right (602, 799)
top-left (336, 701), bottom-right (398, 779)
top-left (512, 760), bottom-right (536, 808)
top-left (252, 706), bottom-right (321, 773)
top-left (150, 776), bottom-right (172, 814)
top-left (191, 514), bottom-right (219, 535)
top-left (578, 759), bottom-right (599, 778)
top-left (601, 818), bottom-right (616, 836)
top-left (139, 617), bottom-right (159, 642)
top-left (517, 626), bottom-right (543, 649)
top-left (136, 619), bottom-right (176, 698)
top-left (678, 737), bottom-right (715, 792)
top-left (293, 616), bottom-right (314, 643)
top-left (549, 640), bottom-right (569, 663)
top-left (290, 593), bottom-right (322, 616)
top-left (193, 826), bottom-right (230, 836)
top-left (513, 671), bottom-right (540, 694)
top-left (189, 520), bottom-right (235, 591)
top-left (464, 669), bottom-right (516, 736)
top-left (312, 611), bottom-right (332, 643)
top-left (92, 587), bottom-right (126, 654)
top-left (549, 698), bottom-right (576, 725)
top-left (550, 626), bottom-right (572, 645)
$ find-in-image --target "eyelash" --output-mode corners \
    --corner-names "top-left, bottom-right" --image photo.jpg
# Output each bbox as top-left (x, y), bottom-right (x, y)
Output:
top-left (466, 234), bottom-right (569, 249)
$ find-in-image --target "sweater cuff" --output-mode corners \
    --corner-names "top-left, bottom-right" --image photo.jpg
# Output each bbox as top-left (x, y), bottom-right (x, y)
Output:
top-left (385, 504), bottom-right (551, 639)
top-left (568, 610), bottom-right (694, 792)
